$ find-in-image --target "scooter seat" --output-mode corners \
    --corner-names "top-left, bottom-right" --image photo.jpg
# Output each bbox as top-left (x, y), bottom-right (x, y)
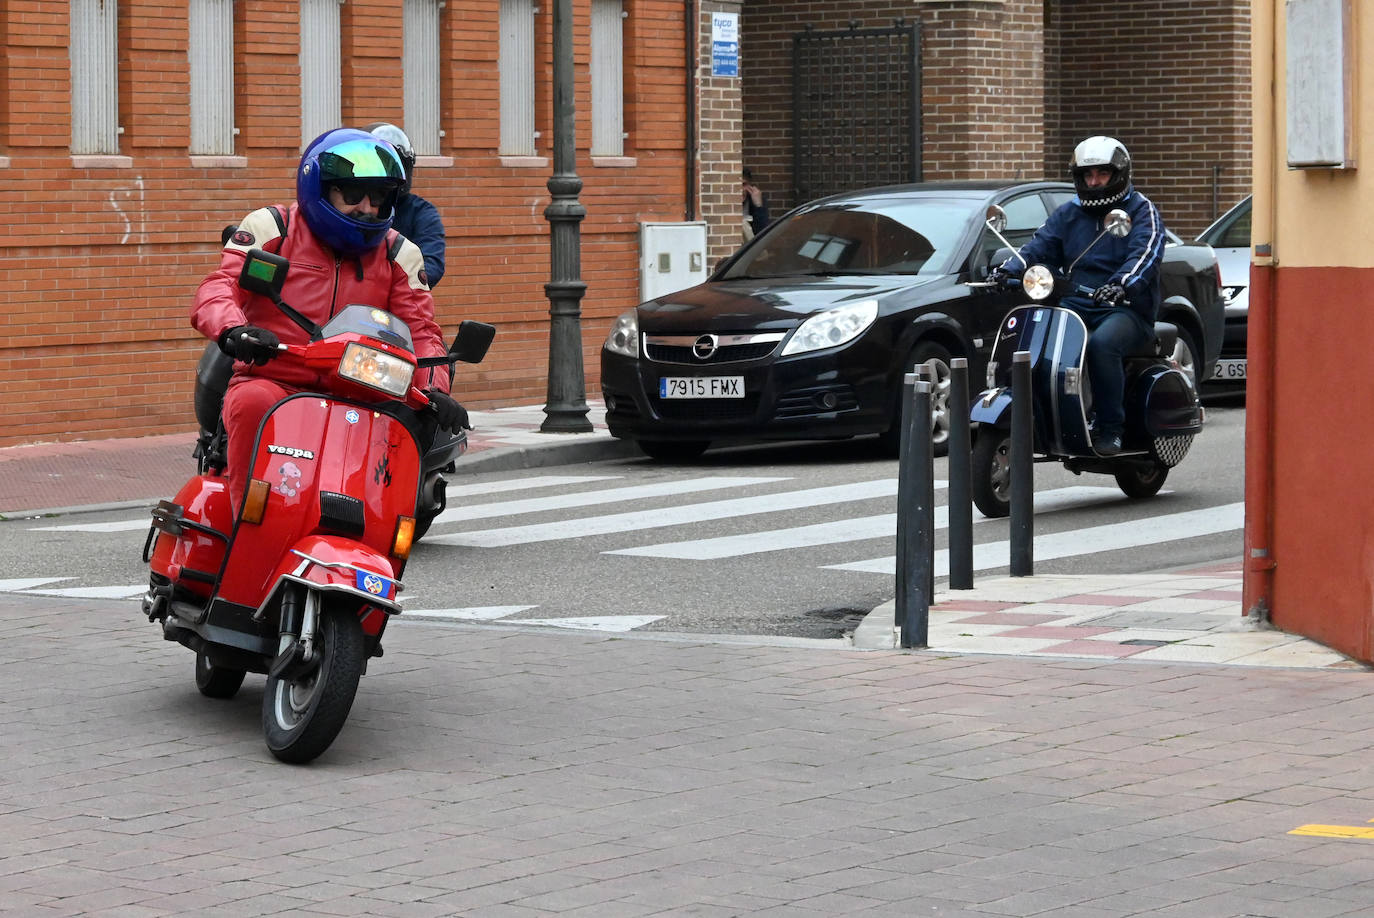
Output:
top-left (1136, 322), bottom-right (1178, 359)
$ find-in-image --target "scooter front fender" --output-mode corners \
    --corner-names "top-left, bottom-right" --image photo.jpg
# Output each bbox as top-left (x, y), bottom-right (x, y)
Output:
top-left (970, 388), bottom-right (1012, 428)
top-left (261, 534), bottom-right (404, 637)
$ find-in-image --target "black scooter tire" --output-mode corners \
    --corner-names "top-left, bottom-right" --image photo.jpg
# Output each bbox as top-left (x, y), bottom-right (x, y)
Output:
top-left (971, 428), bottom-right (1012, 519)
top-left (1114, 462), bottom-right (1169, 500)
top-left (195, 651), bottom-right (246, 700)
top-left (262, 609), bottom-right (365, 764)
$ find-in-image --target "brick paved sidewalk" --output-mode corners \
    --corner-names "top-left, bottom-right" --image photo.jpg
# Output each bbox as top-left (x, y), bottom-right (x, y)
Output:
top-left (2, 592), bottom-right (1373, 917)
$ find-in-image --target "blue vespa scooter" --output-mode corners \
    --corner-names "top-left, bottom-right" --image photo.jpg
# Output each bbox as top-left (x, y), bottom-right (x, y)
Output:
top-left (968, 206), bottom-right (1202, 518)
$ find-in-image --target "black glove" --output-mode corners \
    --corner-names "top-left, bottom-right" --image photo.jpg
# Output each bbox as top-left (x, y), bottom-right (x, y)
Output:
top-left (218, 325), bottom-right (281, 366)
top-left (1092, 283), bottom-right (1127, 308)
top-left (426, 390), bottom-right (471, 433)
top-left (987, 266), bottom-right (1019, 290)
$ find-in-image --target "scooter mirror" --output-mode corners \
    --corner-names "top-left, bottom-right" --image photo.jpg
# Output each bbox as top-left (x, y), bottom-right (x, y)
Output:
top-left (238, 248), bottom-right (290, 300)
top-left (1104, 209), bottom-right (1132, 238)
top-left (450, 320), bottom-right (496, 365)
top-left (984, 205), bottom-right (1008, 234)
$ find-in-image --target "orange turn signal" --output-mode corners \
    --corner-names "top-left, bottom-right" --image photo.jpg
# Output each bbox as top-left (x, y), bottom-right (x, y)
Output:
top-left (391, 515), bottom-right (416, 561)
top-left (241, 479), bottom-right (270, 524)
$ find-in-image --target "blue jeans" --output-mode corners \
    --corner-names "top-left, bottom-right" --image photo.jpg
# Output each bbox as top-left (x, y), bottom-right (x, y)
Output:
top-left (1081, 308), bottom-right (1153, 438)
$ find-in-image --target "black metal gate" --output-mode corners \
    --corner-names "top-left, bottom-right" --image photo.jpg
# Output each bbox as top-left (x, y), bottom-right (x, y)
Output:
top-left (792, 20), bottom-right (922, 203)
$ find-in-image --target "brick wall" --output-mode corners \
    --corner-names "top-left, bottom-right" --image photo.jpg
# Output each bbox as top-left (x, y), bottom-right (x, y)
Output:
top-left (1045, 0), bottom-right (1252, 238)
top-left (697, 1), bottom-right (746, 267)
top-left (740, 0), bottom-right (1249, 237)
top-left (0, 0), bottom-right (692, 447)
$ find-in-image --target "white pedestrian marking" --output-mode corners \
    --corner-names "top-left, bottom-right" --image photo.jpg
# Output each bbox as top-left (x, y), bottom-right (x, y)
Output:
top-left (0, 577), bottom-right (70, 591)
top-left (427, 478), bottom-right (906, 548)
top-left (520, 616), bottom-right (665, 633)
top-left (29, 519), bottom-right (150, 532)
top-left (604, 485), bottom-right (1122, 560)
top-left (442, 475), bottom-right (621, 498)
top-left (402, 605), bottom-right (537, 621)
top-left (430, 476), bottom-right (785, 526)
top-left (18, 585), bottom-right (148, 600)
top-left (825, 501), bottom-right (1245, 575)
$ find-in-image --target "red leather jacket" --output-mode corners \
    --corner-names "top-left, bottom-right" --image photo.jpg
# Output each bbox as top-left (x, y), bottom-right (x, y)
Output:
top-left (191, 203), bottom-right (451, 393)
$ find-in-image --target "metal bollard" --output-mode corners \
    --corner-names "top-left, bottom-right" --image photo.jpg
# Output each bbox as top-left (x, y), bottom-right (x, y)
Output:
top-left (947, 357), bottom-right (973, 589)
top-left (894, 373), bottom-right (916, 630)
top-left (1010, 350), bottom-right (1033, 577)
top-left (898, 379), bottom-right (933, 648)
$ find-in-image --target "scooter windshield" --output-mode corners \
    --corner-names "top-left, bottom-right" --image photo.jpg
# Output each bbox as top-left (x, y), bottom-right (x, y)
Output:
top-left (317, 304), bottom-right (415, 351)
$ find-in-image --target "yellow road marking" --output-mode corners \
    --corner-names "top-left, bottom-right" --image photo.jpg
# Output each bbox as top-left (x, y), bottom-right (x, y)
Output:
top-left (1290, 822), bottom-right (1374, 839)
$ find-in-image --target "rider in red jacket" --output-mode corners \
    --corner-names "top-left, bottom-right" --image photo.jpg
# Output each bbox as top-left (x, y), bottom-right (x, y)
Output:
top-left (191, 128), bottom-right (465, 515)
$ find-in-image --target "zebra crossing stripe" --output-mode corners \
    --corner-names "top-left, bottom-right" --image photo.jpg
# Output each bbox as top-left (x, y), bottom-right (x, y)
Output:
top-left (426, 478), bottom-right (909, 548)
top-left (442, 475), bottom-right (621, 499)
top-left (19, 584), bottom-right (148, 600)
top-left (402, 605), bottom-right (538, 621)
top-left (430, 476), bottom-right (787, 526)
top-left (604, 485), bottom-right (1122, 560)
top-left (825, 501), bottom-right (1245, 575)
top-left (30, 519), bottom-right (150, 533)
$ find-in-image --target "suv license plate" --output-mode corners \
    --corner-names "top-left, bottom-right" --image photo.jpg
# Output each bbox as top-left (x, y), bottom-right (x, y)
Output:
top-left (659, 376), bottom-right (745, 399)
top-left (1212, 359), bottom-right (1247, 380)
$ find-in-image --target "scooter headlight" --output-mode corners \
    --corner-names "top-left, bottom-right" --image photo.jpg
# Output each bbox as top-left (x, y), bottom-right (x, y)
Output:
top-left (339, 343), bottom-right (415, 397)
top-left (1022, 264), bottom-right (1056, 301)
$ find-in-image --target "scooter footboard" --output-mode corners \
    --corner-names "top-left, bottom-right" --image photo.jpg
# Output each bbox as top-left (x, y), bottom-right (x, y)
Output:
top-left (260, 535), bottom-right (405, 636)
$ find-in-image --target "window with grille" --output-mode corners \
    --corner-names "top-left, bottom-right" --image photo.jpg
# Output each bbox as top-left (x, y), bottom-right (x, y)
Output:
top-left (499, 0), bottom-right (535, 156)
top-left (301, 0), bottom-right (342, 147)
top-left (403, 0), bottom-right (442, 156)
top-left (189, 0), bottom-right (235, 155)
top-left (70, 0), bottom-right (119, 154)
top-left (590, 0), bottom-right (624, 156)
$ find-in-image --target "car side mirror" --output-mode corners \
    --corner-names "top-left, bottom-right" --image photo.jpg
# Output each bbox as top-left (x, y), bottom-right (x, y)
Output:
top-left (450, 320), bottom-right (496, 365)
top-left (1104, 209), bottom-right (1132, 237)
top-left (237, 248), bottom-right (289, 301)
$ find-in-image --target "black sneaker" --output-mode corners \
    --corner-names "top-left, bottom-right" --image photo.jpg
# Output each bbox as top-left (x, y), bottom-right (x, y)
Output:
top-left (1092, 433), bottom-right (1122, 456)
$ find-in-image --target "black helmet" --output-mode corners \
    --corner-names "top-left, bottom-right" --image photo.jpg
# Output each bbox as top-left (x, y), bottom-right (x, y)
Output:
top-left (365, 122), bottom-right (415, 194)
top-left (1070, 136), bottom-right (1132, 213)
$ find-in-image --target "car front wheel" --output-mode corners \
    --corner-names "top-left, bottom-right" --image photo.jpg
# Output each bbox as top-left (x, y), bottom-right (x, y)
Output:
top-left (879, 342), bottom-right (955, 458)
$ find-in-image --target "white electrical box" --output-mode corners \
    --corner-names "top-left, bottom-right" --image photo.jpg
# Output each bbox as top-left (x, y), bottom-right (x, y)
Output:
top-left (639, 221), bottom-right (708, 303)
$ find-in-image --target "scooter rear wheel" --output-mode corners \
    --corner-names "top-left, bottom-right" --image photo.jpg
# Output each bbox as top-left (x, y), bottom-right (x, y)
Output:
top-left (195, 650), bottom-right (246, 699)
top-left (1114, 462), bottom-right (1169, 499)
top-left (262, 608), bottom-right (365, 764)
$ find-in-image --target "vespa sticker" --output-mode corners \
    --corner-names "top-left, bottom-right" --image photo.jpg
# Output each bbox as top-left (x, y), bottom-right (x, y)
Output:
top-left (356, 570), bottom-right (394, 599)
top-left (370, 309), bottom-right (391, 326)
top-left (1006, 316), bottom-right (1018, 330)
top-left (268, 444), bottom-right (316, 460)
top-left (374, 455), bottom-right (392, 487)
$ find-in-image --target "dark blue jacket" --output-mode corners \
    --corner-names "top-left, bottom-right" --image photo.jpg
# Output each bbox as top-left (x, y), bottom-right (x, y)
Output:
top-left (1011, 187), bottom-right (1166, 325)
top-left (391, 193), bottom-right (446, 288)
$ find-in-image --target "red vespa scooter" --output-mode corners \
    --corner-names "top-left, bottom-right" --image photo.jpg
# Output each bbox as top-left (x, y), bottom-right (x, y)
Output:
top-left (142, 248), bottom-right (494, 763)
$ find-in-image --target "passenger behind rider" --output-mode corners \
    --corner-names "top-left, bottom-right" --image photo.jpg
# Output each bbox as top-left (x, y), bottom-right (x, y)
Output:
top-left (363, 122), bottom-right (446, 288)
top-left (991, 135), bottom-right (1166, 456)
top-left (190, 127), bottom-right (470, 517)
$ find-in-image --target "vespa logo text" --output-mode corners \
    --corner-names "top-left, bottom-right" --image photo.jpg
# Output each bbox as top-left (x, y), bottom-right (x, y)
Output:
top-left (268, 445), bottom-right (316, 460)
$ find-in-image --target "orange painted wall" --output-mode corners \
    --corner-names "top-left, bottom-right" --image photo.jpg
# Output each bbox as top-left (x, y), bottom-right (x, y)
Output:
top-left (1265, 265), bottom-right (1374, 661)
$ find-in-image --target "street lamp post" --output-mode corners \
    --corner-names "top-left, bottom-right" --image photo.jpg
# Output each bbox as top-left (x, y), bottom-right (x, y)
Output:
top-left (540, 0), bottom-right (593, 433)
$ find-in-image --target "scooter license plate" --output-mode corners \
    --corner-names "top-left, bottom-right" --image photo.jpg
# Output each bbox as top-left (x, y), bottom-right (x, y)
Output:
top-left (659, 376), bottom-right (745, 399)
top-left (1212, 358), bottom-right (1246, 380)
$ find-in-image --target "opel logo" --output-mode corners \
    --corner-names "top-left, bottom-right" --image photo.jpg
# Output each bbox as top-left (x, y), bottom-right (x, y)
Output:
top-left (692, 335), bottom-right (718, 360)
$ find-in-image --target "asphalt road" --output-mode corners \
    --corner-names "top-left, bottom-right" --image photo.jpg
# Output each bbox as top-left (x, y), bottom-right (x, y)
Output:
top-left (0, 397), bottom-right (1245, 641)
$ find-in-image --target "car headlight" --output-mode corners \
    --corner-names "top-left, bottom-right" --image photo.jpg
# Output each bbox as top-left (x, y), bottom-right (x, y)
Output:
top-left (781, 299), bottom-right (878, 356)
top-left (604, 309), bottom-right (639, 358)
top-left (338, 342), bottom-right (414, 397)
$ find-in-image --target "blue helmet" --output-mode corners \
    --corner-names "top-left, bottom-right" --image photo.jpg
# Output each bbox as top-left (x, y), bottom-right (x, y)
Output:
top-left (297, 128), bottom-right (407, 257)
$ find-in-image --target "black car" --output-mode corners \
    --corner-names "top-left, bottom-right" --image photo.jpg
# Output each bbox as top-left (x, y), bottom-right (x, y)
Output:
top-left (601, 181), bottom-right (1223, 460)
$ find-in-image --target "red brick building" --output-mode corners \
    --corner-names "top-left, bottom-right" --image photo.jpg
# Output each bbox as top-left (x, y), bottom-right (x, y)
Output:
top-left (0, 0), bottom-right (1249, 447)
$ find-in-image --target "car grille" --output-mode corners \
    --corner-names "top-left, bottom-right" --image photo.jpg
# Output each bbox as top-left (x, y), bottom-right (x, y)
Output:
top-left (643, 332), bottom-right (785, 366)
top-left (776, 385), bottom-right (860, 418)
top-left (653, 396), bottom-right (759, 422)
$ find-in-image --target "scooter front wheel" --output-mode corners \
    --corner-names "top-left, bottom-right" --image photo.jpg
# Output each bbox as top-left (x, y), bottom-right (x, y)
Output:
top-left (262, 607), bottom-right (365, 764)
top-left (1114, 462), bottom-right (1169, 500)
top-left (971, 428), bottom-right (1012, 519)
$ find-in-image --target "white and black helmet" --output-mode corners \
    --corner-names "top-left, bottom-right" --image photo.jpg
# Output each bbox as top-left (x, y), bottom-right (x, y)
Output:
top-left (1070, 136), bottom-right (1132, 212)
top-left (365, 122), bottom-right (415, 194)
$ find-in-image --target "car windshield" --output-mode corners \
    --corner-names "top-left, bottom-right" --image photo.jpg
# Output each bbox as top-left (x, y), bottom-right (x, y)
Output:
top-left (721, 197), bottom-right (981, 279)
top-left (1197, 198), bottom-right (1251, 249)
